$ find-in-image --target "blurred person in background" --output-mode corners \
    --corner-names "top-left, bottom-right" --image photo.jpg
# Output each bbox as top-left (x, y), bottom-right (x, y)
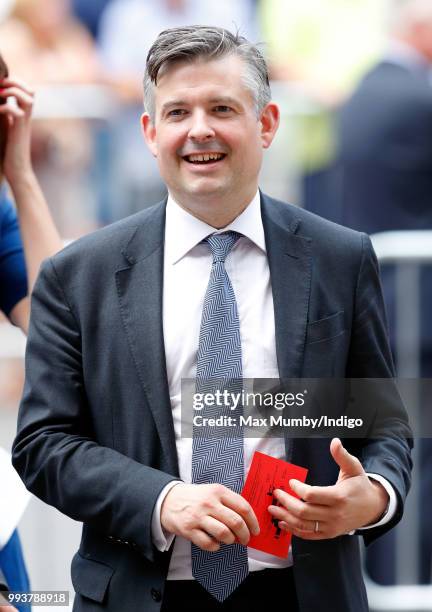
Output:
top-left (337, 0), bottom-right (432, 235)
top-left (0, 53), bottom-right (62, 611)
top-left (96, 0), bottom-right (259, 222)
top-left (70, 0), bottom-right (112, 41)
top-left (329, 0), bottom-right (432, 585)
top-left (0, 0), bottom-right (103, 237)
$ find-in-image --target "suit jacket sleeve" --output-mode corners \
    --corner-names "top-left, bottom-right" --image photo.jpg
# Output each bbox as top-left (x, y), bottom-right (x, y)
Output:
top-left (347, 233), bottom-right (413, 544)
top-left (12, 258), bottom-right (177, 563)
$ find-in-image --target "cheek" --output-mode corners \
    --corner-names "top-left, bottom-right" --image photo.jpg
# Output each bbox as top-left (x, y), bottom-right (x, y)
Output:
top-left (241, 136), bottom-right (263, 166)
top-left (236, 127), bottom-right (262, 153)
top-left (156, 128), bottom-right (184, 160)
top-left (158, 142), bottom-right (181, 166)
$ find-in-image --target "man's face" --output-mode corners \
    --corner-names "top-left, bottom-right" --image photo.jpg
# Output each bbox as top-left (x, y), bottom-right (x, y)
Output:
top-left (142, 54), bottom-right (279, 211)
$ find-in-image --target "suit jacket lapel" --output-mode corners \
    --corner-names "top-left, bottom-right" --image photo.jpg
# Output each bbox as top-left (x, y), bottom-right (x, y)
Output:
top-left (115, 201), bottom-right (179, 477)
top-left (261, 194), bottom-right (313, 465)
top-left (261, 193), bottom-right (312, 380)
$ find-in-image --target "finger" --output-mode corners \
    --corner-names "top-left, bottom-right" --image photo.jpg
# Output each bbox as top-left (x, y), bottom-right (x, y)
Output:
top-left (279, 521), bottom-right (329, 540)
top-left (201, 516), bottom-right (236, 545)
top-left (273, 489), bottom-right (329, 520)
top-left (0, 76), bottom-right (35, 96)
top-left (289, 480), bottom-right (340, 506)
top-left (268, 504), bottom-right (316, 532)
top-left (0, 104), bottom-right (25, 118)
top-left (289, 479), bottom-right (352, 506)
top-left (214, 506), bottom-right (251, 545)
top-left (289, 478), bottom-right (332, 505)
top-left (221, 490), bottom-right (260, 536)
top-left (191, 528), bottom-right (221, 552)
top-left (330, 438), bottom-right (364, 477)
top-left (0, 86), bottom-right (34, 109)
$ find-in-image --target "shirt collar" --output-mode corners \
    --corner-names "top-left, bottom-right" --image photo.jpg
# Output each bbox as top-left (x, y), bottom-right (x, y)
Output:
top-left (165, 191), bottom-right (266, 265)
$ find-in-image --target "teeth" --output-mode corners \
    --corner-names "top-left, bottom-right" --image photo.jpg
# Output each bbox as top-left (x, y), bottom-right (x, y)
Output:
top-left (186, 153), bottom-right (224, 162)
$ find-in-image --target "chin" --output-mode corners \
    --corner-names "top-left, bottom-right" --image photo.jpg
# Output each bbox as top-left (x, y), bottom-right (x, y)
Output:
top-left (186, 181), bottom-right (227, 199)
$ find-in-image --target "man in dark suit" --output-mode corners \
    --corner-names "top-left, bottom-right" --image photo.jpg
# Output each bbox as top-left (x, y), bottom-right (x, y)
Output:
top-left (12, 26), bottom-right (412, 611)
top-left (337, 3), bottom-right (432, 235)
top-left (334, 0), bottom-right (432, 584)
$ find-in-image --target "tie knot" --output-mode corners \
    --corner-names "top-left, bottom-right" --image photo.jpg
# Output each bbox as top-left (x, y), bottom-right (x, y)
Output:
top-left (204, 231), bottom-right (240, 263)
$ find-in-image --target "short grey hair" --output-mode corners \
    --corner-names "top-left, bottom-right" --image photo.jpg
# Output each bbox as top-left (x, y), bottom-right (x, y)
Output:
top-left (143, 25), bottom-right (271, 122)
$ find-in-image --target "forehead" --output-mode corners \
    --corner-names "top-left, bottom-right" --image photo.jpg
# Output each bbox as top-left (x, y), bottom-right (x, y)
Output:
top-left (154, 54), bottom-right (254, 107)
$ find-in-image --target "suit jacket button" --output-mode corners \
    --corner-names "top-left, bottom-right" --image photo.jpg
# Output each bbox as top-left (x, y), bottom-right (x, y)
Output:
top-left (151, 588), bottom-right (162, 602)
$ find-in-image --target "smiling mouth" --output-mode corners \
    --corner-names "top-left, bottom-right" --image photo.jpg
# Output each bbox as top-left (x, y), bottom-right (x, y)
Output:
top-left (182, 153), bottom-right (226, 164)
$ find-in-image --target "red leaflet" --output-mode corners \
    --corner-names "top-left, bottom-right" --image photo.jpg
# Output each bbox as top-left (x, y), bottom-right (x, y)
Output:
top-left (241, 451), bottom-right (308, 558)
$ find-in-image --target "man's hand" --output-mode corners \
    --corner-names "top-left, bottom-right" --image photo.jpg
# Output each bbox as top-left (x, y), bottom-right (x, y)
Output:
top-left (160, 483), bottom-right (260, 551)
top-left (268, 438), bottom-right (389, 540)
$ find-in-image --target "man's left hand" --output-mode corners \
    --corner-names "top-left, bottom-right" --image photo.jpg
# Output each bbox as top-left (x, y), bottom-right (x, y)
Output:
top-left (267, 438), bottom-right (389, 540)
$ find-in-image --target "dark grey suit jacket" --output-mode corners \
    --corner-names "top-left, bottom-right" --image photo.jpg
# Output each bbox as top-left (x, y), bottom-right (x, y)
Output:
top-left (12, 193), bottom-right (412, 611)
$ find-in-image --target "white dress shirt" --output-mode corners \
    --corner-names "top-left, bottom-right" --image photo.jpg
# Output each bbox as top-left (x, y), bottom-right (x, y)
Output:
top-left (152, 192), bottom-right (397, 580)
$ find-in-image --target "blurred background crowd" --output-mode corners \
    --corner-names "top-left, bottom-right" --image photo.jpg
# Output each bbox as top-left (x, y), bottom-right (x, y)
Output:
top-left (0, 0), bottom-right (397, 238)
top-left (0, 0), bottom-right (431, 610)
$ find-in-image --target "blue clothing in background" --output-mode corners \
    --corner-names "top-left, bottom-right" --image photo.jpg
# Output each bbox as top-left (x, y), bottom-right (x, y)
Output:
top-left (0, 532), bottom-right (30, 612)
top-left (71, 0), bottom-right (112, 40)
top-left (0, 194), bottom-right (28, 317)
top-left (0, 190), bottom-right (30, 611)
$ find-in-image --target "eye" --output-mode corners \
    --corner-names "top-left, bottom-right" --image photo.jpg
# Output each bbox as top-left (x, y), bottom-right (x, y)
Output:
top-left (214, 105), bottom-right (233, 113)
top-left (167, 109), bottom-right (187, 118)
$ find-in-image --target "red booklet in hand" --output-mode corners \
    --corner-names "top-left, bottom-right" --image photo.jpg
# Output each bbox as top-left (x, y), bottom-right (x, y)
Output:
top-left (241, 451), bottom-right (308, 558)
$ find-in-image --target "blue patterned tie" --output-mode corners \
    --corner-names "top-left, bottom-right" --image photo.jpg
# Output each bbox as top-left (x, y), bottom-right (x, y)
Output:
top-left (191, 231), bottom-right (248, 602)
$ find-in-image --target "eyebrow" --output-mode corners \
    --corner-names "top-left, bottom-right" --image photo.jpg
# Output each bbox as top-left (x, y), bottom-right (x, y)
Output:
top-left (207, 96), bottom-right (242, 107)
top-left (161, 96), bottom-right (242, 115)
top-left (161, 100), bottom-right (188, 114)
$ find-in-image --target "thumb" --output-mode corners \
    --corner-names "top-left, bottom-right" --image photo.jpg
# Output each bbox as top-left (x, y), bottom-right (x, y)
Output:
top-left (330, 438), bottom-right (364, 477)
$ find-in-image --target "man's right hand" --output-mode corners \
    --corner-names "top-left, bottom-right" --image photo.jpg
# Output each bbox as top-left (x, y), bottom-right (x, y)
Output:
top-left (160, 483), bottom-right (260, 551)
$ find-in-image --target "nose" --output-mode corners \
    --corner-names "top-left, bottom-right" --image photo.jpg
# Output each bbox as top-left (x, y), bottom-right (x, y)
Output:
top-left (187, 110), bottom-right (215, 141)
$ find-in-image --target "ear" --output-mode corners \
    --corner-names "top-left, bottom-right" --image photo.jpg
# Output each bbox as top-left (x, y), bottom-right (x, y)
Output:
top-left (260, 102), bottom-right (280, 149)
top-left (141, 113), bottom-right (158, 157)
